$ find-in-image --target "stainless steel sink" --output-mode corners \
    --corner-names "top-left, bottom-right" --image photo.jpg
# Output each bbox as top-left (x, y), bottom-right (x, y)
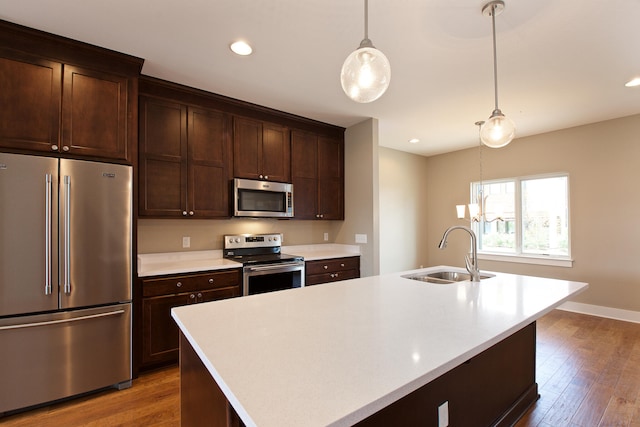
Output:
top-left (402, 270), bottom-right (494, 284)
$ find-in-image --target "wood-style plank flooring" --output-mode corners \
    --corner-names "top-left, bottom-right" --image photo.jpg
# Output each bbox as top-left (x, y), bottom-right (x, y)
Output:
top-left (2, 310), bottom-right (639, 426)
top-left (0, 366), bottom-right (180, 426)
top-left (516, 310), bottom-right (640, 427)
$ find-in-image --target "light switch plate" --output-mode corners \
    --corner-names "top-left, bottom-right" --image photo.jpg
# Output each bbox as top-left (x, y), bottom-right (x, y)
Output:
top-left (355, 234), bottom-right (367, 244)
top-left (182, 236), bottom-right (191, 248)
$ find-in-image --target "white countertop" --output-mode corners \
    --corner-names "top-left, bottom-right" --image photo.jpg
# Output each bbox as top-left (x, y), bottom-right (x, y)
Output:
top-left (137, 244), bottom-right (360, 277)
top-left (137, 250), bottom-right (241, 277)
top-left (171, 266), bottom-right (588, 427)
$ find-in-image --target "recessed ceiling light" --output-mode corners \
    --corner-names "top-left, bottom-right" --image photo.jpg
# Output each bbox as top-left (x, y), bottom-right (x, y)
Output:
top-left (408, 138), bottom-right (420, 144)
top-left (625, 77), bottom-right (640, 87)
top-left (230, 41), bottom-right (252, 56)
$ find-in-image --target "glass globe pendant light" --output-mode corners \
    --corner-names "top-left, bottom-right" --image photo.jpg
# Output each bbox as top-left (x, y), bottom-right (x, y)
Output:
top-left (480, 0), bottom-right (516, 148)
top-left (340, 0), bottom-right (391, 103)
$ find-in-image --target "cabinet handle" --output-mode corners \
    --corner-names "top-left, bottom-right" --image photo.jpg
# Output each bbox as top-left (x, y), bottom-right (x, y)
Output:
top-left (189, 294), bottom-right (196, 303)
top-left (182, 211), bottom-right (188, 216)
top-left (259, 174), bottom-right (263, 179)
top-left (319, 214), bottom-right (324, 218)
top-left (51, 145), bottom-right (58, 151)
top-left (341, 263), bottom-right (345, 267)
top-left (62, 146), bottom-right (69, 152)
top-left (323, 265), bottom-right (328, 270)
top-left (197, 292), bottom-right (203, 303)
top-left (264, 175), bottom-right (269, 180)
top-left (176, 281), bottom-right (182, 288)
top-left (209, 278), bottom-right (214, 284)
top-left (189, 211), bottom-right (194, 216)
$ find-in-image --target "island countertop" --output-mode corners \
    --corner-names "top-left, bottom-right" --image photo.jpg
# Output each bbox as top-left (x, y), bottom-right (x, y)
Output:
top-left (171, 266), bottom-right (588, 427)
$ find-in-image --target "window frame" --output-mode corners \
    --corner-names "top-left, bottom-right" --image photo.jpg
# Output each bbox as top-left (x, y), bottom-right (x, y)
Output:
top-left (470, 172), bottom-right (573, 268)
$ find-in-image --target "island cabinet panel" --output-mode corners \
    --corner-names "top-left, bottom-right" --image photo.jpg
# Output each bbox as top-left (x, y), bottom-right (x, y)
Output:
top-left (291, 129), bottom-right (344, 220)
top-left (140, 269), bottom-right (241, 369)
top-left (180, 333), bottom-right (242, 427)
top-left (306, 256), bottom-right (360, 285)
top-left (355, 322), bottom-right (538, 427)
top-left (139, 94), bottom-right (231, 218)
top-left (233, 116), bottom-right (290, 183)
top-left (0, 52), bottom-right (136, 162)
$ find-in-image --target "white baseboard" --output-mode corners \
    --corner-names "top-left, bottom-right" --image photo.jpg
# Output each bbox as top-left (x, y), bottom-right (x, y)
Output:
top-left (558, 301), bottom-right (640, 324)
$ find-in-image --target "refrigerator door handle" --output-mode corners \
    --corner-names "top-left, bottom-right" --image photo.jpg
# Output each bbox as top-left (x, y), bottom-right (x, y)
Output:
top-left (45, 173), bottom-right (52, 296)
top-left (0, 309), bottom-right (125, 331)
top-left (63, 175), bottom-right (71, 295)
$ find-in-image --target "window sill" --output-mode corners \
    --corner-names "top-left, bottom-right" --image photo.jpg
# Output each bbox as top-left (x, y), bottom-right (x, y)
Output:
top-left (478, 252), bottom-right (574, 268)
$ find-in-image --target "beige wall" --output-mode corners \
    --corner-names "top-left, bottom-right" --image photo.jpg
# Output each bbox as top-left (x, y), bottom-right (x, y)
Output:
top-left (424, 114), bottom-right (640, 312)
top-left (335, 118), bottom-right (379, 277)
top-left (378, 147), bottom-right (430, 274)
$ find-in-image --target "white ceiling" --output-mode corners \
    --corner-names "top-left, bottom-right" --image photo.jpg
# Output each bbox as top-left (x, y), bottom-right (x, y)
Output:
top-left (1, 0), bottom-right (639, 156)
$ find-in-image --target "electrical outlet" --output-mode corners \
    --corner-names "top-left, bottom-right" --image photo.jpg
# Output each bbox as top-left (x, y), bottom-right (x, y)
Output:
top-left (355, 234), bottom-right (367, 244)
top-left (182, 236), bottom-right (190, 248)
top-left (438, 401), bottom-right (449, 427)
top-left (323, 232), bottom-right (329, 241)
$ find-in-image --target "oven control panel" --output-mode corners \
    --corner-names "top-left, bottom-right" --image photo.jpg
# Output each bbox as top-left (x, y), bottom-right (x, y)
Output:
top-left (224, 233), bottom-right (282, 249)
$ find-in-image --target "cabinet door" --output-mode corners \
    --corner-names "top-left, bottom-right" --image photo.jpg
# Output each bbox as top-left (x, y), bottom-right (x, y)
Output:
top-left (261, 122), bottom-right (290, 182)
top-left (61, 65), bottom-right (129, 160)
top-left (0, 51), bottom-right (62, 152)
top-left (188, 107), bottom-right (231, 218)
top-left (142, 292), bottom-right (192, 366)
top-left (233, 116), bottom-right (262, 180)
top-left (233, 117), bottom-right (290, 182)
top-left (139, 96), bottom-right (188, 217)
top-left (317, 136), bottom-right (344, 220)
top-left (142, 286), bottom-right (240, 367)
top-left (291, 130), bottom-right (318, 219)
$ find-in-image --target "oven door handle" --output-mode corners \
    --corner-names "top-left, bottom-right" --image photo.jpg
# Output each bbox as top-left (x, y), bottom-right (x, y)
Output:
top-left (246, 262), bottom-right (303, 272)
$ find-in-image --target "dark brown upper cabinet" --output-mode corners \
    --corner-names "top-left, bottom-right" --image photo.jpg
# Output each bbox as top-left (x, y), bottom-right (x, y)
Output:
top-left (291, 130), bottom-right (344, 220)
top-left (233, 116), bottom-right (290, 183)
top-left (138, 95), bottom-right (231, 218)
top-left (0, 21), bottom-right (142, 163)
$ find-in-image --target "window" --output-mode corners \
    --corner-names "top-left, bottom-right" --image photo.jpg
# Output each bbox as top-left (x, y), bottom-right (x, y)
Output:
top-left (470, 174), bottom-right (570, 263)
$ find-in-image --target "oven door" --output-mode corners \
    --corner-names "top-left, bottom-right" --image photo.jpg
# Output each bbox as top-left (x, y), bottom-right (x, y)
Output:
top-left (243, 261), bottom-right (305, 296)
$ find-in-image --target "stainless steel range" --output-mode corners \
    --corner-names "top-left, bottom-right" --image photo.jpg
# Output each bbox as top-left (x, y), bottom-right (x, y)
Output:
top-left (223, 234), bottom-right (304, 296)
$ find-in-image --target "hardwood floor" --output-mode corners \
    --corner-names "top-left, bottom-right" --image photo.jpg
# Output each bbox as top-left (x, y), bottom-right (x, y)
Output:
top-left (0, 366), bottom-right (180, 426)
top-left (2, 310), bottom-right (639, 426)
top-left (516, 310), bottom-right (640, 427)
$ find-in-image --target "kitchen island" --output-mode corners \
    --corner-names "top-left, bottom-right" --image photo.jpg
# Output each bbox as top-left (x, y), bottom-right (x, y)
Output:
top-left (171, 266), bottom-right (587, 427)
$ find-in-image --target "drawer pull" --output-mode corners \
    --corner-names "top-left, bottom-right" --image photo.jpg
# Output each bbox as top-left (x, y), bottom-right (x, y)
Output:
top-left (340, 263), bottom-right (345, 267)
top-left (323, 265), bottom-right (328, 270)
top-left (176, 281), bottom-right (182, 288)
top-left (209, 278), bottom-right (214, 284)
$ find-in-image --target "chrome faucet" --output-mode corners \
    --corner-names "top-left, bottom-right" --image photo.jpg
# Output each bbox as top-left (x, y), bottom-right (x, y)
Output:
top-left (438, 226), bottom-right (481, 282)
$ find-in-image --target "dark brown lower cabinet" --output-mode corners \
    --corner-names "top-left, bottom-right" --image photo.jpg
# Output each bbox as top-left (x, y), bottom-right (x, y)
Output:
top-left (140, 269), bottom-right (241, 369)
top-left (305, 256), bottom-right (360, 285)
top-left (179, 322), bottom-right (537, 427)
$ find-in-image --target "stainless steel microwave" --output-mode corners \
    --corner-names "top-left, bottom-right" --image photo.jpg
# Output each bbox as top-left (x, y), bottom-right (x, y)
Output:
top-left (233, 178), bottom-right (294, 218)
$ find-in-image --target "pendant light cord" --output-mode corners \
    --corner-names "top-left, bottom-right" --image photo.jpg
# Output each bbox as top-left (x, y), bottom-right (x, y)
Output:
top-left (491, 5), bottom-right (499, 111)
top-left (364, 0), bottom-right (369, 40)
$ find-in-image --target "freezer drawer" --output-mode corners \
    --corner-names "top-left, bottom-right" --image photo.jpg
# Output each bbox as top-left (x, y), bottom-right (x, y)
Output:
top-left (0, 303), bottom-right (131, 414)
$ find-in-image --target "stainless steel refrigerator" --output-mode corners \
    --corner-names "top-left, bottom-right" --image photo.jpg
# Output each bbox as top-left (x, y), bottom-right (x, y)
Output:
top-left (0, 152), bottom-right (132, 414)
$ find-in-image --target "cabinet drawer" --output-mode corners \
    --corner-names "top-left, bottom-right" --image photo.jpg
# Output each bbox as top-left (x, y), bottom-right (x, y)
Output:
top-left (142, 269), bottom-right (241, 297)
top-left (306, 269), bottom-right (360, 286)
top-left (305, 256), bottom-right (360, 275)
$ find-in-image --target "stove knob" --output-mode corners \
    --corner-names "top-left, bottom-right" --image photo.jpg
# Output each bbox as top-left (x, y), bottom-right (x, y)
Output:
top-left (235, 238), bottom-right (241, 243)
